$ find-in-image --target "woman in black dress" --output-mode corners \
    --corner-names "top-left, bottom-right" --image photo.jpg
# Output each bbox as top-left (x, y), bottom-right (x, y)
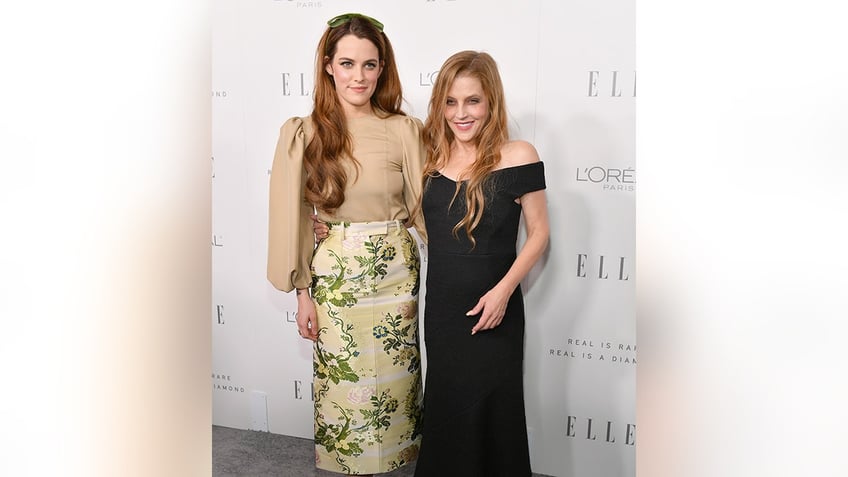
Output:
top-left (412, 50), bottom-right (550, 477)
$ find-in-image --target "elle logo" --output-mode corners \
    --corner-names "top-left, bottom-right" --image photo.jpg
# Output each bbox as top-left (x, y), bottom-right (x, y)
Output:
top-left (281, 73), bottom-right (311, 96)
top-left (577, 254), bottom-right (630, 280)
top-left (566, 416), bottom-right (636, 445)
top-left (588, 71), bottom-right (636, 97)
top-left (294, 380), bottom-right (315, 400)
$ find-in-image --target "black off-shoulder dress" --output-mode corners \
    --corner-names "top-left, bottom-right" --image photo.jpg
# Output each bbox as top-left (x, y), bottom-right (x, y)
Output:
top-left (414, 162), bottom-right (546, 477)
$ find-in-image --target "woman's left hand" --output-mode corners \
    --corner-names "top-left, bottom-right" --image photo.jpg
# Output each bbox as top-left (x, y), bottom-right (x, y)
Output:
top-left (467, 285), bottom-right (512, 335)
top-left (311, 214), bottom-right (329, 242)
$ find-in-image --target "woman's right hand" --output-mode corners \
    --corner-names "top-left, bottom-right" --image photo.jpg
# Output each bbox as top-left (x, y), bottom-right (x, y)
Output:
top-left (311, 214), bottom-right (329, 242)
top-left (295, 290), bottom-right (319, 342)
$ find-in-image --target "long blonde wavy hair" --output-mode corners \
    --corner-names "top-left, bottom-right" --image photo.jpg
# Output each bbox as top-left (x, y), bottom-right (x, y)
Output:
top-left (304, 16), bottom-right (405, 212)
top-left (420, 51), bottom-right (508, 247)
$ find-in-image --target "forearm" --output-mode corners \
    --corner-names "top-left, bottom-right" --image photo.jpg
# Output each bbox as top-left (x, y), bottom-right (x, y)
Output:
top-left (495, 228), bottom-right (549, 294)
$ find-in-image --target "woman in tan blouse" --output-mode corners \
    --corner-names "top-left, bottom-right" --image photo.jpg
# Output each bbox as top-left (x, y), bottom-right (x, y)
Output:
top-left (267, 13), bottom-right (425, 476)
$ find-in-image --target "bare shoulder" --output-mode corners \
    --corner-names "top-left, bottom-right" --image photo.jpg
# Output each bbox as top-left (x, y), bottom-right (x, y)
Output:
top-left (499, 140), bottom-right (540, 168)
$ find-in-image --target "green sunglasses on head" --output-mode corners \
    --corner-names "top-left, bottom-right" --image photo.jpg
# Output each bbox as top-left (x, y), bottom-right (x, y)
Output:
top-left (327, 13), bottom-right (384, 32)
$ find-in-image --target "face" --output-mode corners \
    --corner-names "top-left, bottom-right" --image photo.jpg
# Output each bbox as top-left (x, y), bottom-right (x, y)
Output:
top-left (444, 74), bottom-right (489, 144)
top-left (325, 34), bottom-right (383, 117)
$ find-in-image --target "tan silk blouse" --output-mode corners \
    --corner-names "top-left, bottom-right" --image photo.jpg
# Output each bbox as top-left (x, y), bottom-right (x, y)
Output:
top-left (267, 114), bottom-right (427, 292)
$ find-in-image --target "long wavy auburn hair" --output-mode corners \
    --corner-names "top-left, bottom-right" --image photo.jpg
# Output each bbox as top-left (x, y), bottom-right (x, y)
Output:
top-left (420, 51), bottom-right (509, 247)
top-left (304, 16), bottom-right (405, 212)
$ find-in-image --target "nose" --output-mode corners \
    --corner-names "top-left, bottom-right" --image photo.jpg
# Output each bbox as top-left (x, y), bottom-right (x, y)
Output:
top-left (354, 66), bottom-right (367, 82)
top-left (454, 103), bottom-right (468, 119)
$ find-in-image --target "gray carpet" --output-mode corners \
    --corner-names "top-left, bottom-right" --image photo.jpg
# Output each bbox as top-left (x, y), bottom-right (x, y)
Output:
top-left (213, 425), bottom-right (552, 477)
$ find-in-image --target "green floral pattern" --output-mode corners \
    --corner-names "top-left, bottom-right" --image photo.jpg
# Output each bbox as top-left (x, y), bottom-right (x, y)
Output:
top-left (309, 224), bottom-right (423, 475)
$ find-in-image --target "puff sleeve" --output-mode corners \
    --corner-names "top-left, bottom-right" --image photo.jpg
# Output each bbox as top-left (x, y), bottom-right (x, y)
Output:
top-left (267, 117), bottom-right (314, 292)
top-left (399, 116), bottom-right (428, 244)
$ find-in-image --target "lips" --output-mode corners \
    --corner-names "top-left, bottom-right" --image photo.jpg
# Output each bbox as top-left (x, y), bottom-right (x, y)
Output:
top-left (453, 121), bottom-right (474, 131)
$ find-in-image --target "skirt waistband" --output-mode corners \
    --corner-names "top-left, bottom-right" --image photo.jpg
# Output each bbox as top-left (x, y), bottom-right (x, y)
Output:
top-left (328, 219), bottom-right (403, 239)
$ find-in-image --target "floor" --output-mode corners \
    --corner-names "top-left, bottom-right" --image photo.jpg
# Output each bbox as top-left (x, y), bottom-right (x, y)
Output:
top-left (212, 425), bottom-right (553, 477)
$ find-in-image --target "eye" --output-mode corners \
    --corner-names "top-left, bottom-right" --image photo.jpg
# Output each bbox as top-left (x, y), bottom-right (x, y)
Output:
top-left (446, 98), bottom-right (456, 106)
top-left (364, 62), bottom-right (378, 70)
top-left (340, 60), bottom-right (353, 67)
top-left (469, 97), bottom-right (480, 104)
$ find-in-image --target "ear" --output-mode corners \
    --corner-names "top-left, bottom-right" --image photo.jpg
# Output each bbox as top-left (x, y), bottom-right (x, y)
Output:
top-left (324, 56), bottom-right (333, 76)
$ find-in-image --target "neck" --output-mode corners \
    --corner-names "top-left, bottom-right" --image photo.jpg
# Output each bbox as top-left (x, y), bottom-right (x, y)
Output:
top-left (342, 103), bottom-right (375, 119)
top-left (450, 142), bottom-right (477, 164)
top-left (440, 143), bottom-right (478, 180)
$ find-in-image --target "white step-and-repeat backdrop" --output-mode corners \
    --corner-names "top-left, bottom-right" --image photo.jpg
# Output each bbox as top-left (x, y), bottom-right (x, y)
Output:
top-left (212, 1), bottom-right (634, 476)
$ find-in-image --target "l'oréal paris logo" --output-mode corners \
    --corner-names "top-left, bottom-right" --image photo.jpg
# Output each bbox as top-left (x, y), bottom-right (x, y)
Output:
top-left (576, 166), bottom-right (635, 192)
top-left (588, 71), bottom-right (636, 98)
top-left (272, 0), bottom-right (323, 7)
top-left (418, 70), bottom-right (440, 87)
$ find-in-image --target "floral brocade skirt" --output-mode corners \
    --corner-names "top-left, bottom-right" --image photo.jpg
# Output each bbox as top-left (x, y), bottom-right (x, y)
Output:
top-left (309, 220), bottom-right (423, 475)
